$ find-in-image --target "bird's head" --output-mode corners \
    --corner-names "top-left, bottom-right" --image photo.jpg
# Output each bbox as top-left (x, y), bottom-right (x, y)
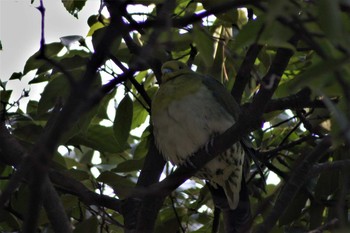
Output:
top-left (161, 61), bottom-right (193, 83)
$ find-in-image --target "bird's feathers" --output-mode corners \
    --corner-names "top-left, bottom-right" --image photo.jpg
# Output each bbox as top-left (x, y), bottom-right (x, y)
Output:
top-left (152, 61), bottom-right (245, 209)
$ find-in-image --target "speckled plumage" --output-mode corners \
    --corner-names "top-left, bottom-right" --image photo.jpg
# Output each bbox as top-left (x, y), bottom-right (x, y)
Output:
top-left (152, 61), bottom-right (245, 209)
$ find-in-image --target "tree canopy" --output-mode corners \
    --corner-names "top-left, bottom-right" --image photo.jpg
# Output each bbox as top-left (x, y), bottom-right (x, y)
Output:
top-left (1, 0), bottom-right (350, 232)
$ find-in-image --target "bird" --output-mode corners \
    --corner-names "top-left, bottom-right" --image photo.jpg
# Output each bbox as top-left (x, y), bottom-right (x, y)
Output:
top-left (151, 60), bottom-right (246, 210)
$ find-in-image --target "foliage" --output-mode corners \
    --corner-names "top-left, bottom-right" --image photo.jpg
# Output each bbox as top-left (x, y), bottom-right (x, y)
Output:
top-left (1, 0), bottom-right (350, 232)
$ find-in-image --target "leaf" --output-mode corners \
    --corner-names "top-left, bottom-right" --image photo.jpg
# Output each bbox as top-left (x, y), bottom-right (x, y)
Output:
top-left (310, 200), bottom-right (324, 229)
top-left (26, 100), bottom-right (39, 115)
top-left (317, 0), bottom-right (343, 43)
top-left (290, 56), bottom-right (349, 90)
top-left (12, 124), bottom-right (43, 143)
top-left (37, 73), bottom-right (71, 114)
top-left (64, 169), bottom-right (90, 181)
top-left (133, 130), bottom-right (151, 159)
top-left (113, 158), bottom-right (145, 173)
top-left (73, 216), bottom-right (99, 233)
top-left (234, 19), bottom-right (263, 49)
top-left (91, 26), bottom-right (122, 56)
top-left (279, 190), bottom-right (308, 225)
top-left (0, 212), bottom-right (20, 230)
top-left (157, 30), bottom-right (194, 52)
top-left (95, 89), bottom-right (117, 121)
top-left (131, 97), bottom-right (149, 130)
top-left (55, 55), bottom-right (89, 71)
top-left (97, 171), bottom-right (135, 198)
top-left (61, 0), bottom-right (87, 18)
top-left (23, 42), bottom-right (64, 74)
top-left (28, 71), bottom-right (51, 84)
top-left (68, 124), bottom-right (124, 153)
top-left (113, 95), bottom-right (133, 149)
top-left (202, 0), bottom-right (238, 24)
top-left (0, 90), bottom-right (12, 103)
top-left (314, 170), bottom-right (339, 200)
top-left (9, 72), bottom-right (23, 80)
top-left (193, 24), bottom-right (214, 67)
top-left (234, 17), bottom-right (294, 50)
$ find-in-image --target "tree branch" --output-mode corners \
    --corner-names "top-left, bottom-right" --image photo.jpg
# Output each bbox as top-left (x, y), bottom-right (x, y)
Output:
top-left (231, 44), bottom-right (263, 104)
top-left (255, 136), bottom-right (332, 233)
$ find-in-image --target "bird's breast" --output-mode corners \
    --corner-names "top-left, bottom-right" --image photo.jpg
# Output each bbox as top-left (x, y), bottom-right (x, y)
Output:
top-left (152, 84), bottom-right (235, 164)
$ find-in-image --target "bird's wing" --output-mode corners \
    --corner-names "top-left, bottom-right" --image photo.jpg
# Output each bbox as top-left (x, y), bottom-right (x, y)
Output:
top-left (201, 75), bottom-right (241, 120)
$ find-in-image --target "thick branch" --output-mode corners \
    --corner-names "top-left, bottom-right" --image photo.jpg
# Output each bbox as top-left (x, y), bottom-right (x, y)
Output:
top-left (122, 137), bottom-right (166, 233)
top-left (232, 44), bottom-right (263, 104)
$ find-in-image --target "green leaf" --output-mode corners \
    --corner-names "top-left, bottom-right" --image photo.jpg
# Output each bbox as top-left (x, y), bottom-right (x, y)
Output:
top-left (133, 131), bottom-right (150, 159)
top-left (0, 90), bottom-right (12, 103)
top-left (113, 158), bottom-right (145, 172)
top-left (0, 212), bottom-right (20, 230)
top-left (157, 30), bottom-right (194, 52)
top-left (193, 24), bottom-right (214, 67)
top-left (132, 104), bottom-right (149, 130)
top-left (37, 73), bottom-right (70, 114)
top-left (23, 42), bottom-right (64, 74)
top-left (64, 169), bottom-right (90, 181)
top-left (73, 216), bottom-right (98, 233)
top-left (61, 0), bottom-right (87, 18)
top-left (314, 170), bottom-right (339, 200)
top-left (113, 95), bottom-right (133, 149)
top-left (12, 124), bottom-right (43, 143)
top-left (28, 71), bottom-right (51, 84)
top-left (234, 17), bottom-right (294, 50)
top-left (290, 56), bottom-right (349, 90)
top-left (97, 171), bottom-right (135, 198)
top-left (202, 0), bottom-right (238, 24)
top-left (317, 0), bottom-right (343, 43)
top-left (68, 125), bottom-right (124, 153)
top-left (26, 100), bottom-right (39, 115)
top-left (9, 72), bottom-right (23, 80)
top-left (55, 55), bottom-right (89, 71)
top-left (279, 190), bottom-right (308, 225)
top-left (310, 200), bottom-right (324, 229)
top-left (95, 89), bottom-right (117, 121)
top-left (234, 19), bottom-right (263, 49)
top-left (91, 27), bottom-right (122, 56)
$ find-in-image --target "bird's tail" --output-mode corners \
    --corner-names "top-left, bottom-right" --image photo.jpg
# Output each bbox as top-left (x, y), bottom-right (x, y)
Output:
top-left (223, 175), bottom-right (242, 209)
top-left (208, 176), bottom-right (252, 233)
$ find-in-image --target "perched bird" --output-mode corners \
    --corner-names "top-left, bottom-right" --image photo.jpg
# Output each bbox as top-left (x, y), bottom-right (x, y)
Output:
top-left (152, 60), bottom-right (246, 209)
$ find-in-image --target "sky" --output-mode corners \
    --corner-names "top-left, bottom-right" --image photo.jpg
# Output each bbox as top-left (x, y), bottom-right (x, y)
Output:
top-left (0, 0), bottom-right (100, 101)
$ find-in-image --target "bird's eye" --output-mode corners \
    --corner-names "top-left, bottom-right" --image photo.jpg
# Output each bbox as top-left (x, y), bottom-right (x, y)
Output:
top-left (162, 68), bottom-right (173, 74)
